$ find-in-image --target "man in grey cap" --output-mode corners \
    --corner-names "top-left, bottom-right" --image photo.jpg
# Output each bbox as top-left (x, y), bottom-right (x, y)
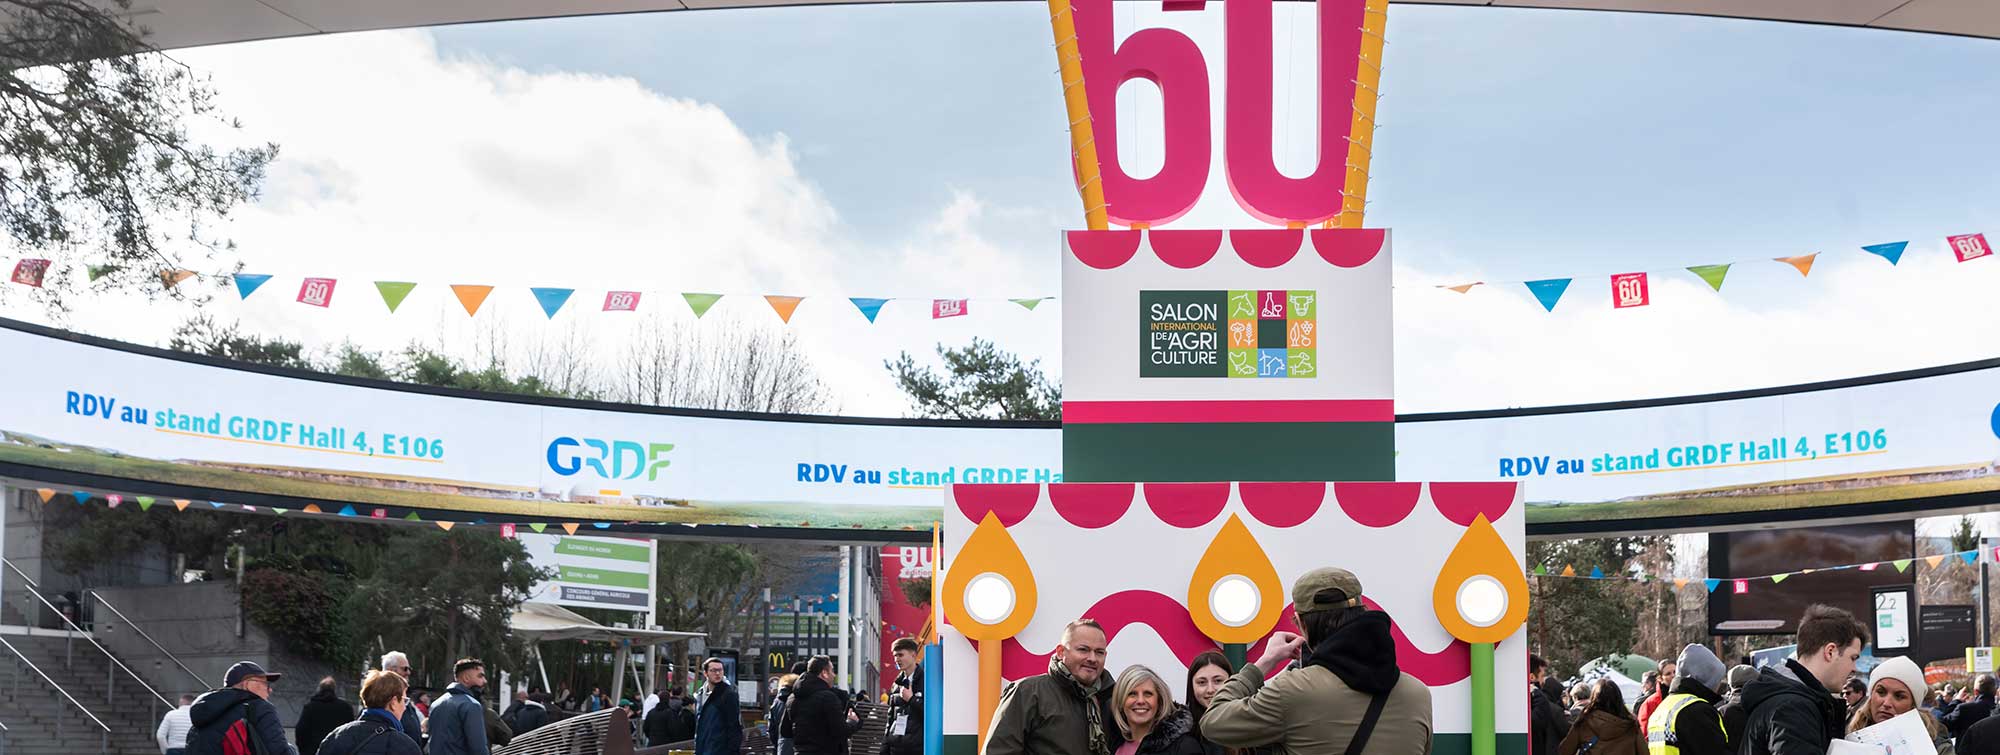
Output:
top-left (1644, 645), bottom-right (1729, 755)
top-left (1202, 568), bottom-right (1433, 755)
top-left (1716, 665), bottom-right (1757, 740)
top-left (186, 661), bottom-right (298, 755)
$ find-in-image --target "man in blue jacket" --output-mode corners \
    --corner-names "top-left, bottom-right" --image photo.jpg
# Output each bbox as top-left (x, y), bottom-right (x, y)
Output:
top-left (696, 657), bottom-right (743, 755)
top-left (188, 661), bottom-right (298, 755)
top-left (427, 658), bottom-right (493, 755)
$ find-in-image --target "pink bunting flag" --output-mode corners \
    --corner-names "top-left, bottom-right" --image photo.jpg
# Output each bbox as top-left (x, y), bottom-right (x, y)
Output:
top-left (603, 291), bottom-right (642, 312)
top-left (297, 277), bottom-right (337, 307)
top-left (11, 259), bottom-right (51, 287)
top-left (501, 523), bottom-right (517, 539)
top-left (1950, 233), bottom-right (1992, 263)
top-left (932, 299), bottom-right (968, 319)
top-left (1611, 272), bottom-right (1649, 308)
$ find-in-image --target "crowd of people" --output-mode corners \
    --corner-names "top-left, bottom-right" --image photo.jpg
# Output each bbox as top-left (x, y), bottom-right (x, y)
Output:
top-left (1528, 603), bottom-right (2000, 755)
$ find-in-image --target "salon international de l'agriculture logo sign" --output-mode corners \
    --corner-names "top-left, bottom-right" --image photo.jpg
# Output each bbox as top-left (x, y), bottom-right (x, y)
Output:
top-left (1140, 289), bottom-right (1316, 378)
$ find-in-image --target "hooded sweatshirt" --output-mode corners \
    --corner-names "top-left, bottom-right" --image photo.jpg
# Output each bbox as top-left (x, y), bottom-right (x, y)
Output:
top-left (298, 686), bottom-right (357, 755)
top-left (1738, 660), bottom-right (1845, 755)
top-left (1202, 610), bottom-right (1434, 755)
top-left (188, 687), bottom-right (300, 755)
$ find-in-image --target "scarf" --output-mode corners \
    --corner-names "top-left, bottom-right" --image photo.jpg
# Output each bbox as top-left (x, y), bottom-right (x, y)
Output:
top-left (1049, 655), bottom-right (1112, 755)
top-left (364, 708), bottom-right (404, 733)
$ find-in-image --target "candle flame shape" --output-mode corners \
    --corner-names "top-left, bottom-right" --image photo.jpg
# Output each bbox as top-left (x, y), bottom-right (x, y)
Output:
top-left (1187, 513), bottom-right (1285, 643)
top-left (1431, 514), bottom-right (1529, 644)
top-left (944, 511), bottom-right (1038, 641)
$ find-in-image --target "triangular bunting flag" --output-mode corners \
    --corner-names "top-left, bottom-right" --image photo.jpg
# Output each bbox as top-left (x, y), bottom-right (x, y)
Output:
top-left (1011, 298), bottom-right (1046, 310)
top-left (1925, 555), bottom-right (1946, 569)
top-left (529, 523), bottom-right (548, 533)
top-left (1524, 279), bottom-right (1571, 312)
top-left (160, 270), bottom-right (197, 288)
top-left (208, 501), bottom-right (225, 508)
top-left (87, 265), bottom-right (119, 282)
top-left (240, 505), bottom-right (257, 512)
top-left (137, 496), bottom-right (155, 511)
top-left (1771, 573), bottom-right (1789, 583)
top-left (1687, 264), bottom-right (1731, 292)
top-left (1560, 564), bottom-right (1576, 577)
top-left (437, 521), bottom-right (455, 531)
top-left (36, 488), bottom-right (54, 503)
top-left (530, 287), bottom-right (575, 319)
top-left (71, 491), bottom-right (90, 504)
top-left (1588, 566), bottom-right (1603, 579)
top-left (765, 295), bottom-right (804, 323)
top-left (175, 499), bottom-right (192, 511)
top-left (849, 298), bottom-right (889, 323)
top-left (1860, 562), bottom-right (1878, 571)
top-left (272, 508), bottom-right (287, 515)
top-left (592, 522), bottom-right (611, 529)
top-left (451, 285), bottom-right (495, 316)
top-left (1775, 253), bottom-right (1818, 277)
top-left (1703, 579), bottom-right (1721, 593)
top-left (561, 523), bottom-right (581, 535)
top-left (1862, 242), bottom-right (1908, 265)
top-left (1533, 564), bottom-right (1547, 575)
top-left (1440, 283), bottom-right (1482, 294)
top-left (683, 293), bottom-right (723, 318)
top-left (375, 282), bottom-right (416, 313)
top-left (1963, 552), bottom-right (1980, 565)
top-left (234, 274), bottom-right (272, 299)
top-left (1801, 568), bottom-right (1815, 574)
top-left (1674, 578), bottom-right (1688, 589)
top-left (303, 504), bottom-right (321, 513)
top-left (403, 512), bottom-right (421, 521)
top-left (1894, 559), bottom-right (1912, 572)
top-left (337, 504), bottom-right (357, 517)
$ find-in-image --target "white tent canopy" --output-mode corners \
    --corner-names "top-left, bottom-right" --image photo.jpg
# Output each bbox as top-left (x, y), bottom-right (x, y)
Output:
top-left (510, 602), bottom-right (703, 703)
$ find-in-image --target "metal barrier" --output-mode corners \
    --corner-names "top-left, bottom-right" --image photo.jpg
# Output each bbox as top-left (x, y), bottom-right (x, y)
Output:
top-left (0, 634), bottom-right (110, 755)
top-left (1, 558), bottom-right (174, 721)
top-left (496, 706), bottom-right (640, 755)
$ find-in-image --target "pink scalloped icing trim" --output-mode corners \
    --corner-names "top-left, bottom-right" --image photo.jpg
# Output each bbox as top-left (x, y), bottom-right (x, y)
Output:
top-left (1333, 482), bottom-right (1423, 528)
top-left (1149, 230), bottom-right (1225, 269)
top-left (1240, 482), bottom-right (1327, 528)
top-left (1428, 482), bottom-right (1518, 526)
top-left (1144, 482), bottom-right (1232, 528)
top-left (1049, 483), bottom-right (1137, 529)
top-left (1311, 228), bottom-right (1387, 268)
top-left (952, 484), bottom-right (1042, 527)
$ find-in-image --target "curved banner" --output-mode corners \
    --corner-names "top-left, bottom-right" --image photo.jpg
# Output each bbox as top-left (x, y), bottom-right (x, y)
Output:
top-left (0, 319), bottom-right (1058, 537)
top-left (1399, 362), bottom-right (2000, 533)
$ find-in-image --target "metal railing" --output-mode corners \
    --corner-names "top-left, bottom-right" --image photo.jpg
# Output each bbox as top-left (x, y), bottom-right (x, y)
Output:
top-left (88, 588), bottom-right (207, 692)
top-left (0, 634), bottom-right (110, 755)
top-left (1, 716), bottom-right (11, 755)
top-left (2, 558), bottom-right (175, 713)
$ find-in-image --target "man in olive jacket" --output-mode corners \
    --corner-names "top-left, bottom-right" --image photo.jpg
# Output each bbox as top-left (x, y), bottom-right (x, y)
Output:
top-left (1202, 568), bottom-right (1433, 755)
top-left (984, 619), bottom-right (1123, 755)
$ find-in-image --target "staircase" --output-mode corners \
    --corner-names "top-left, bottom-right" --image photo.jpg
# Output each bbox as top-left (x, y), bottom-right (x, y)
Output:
top-left (0, 633), bottom-right (173, 755)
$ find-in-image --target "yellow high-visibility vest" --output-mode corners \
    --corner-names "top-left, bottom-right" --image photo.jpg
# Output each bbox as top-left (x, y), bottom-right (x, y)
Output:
top-left (1647, 694), bottom-right (1726, 755)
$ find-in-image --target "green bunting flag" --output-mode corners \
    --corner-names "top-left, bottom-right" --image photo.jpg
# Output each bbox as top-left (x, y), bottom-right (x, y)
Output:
top-left (1533, 564), bottom-right (1547, 575)
top-left (1011, 298), bottom-right (1046, 311)
top-left (683, 293), bottom-right (723, 318)
top-left (1770, 573), bottom-right (1789, 583)
top-left (529, 523), bottom-right (548, 533)
top-left (1687, 264), bottom-right (1731, 292)
top-left (136, 496), bottom-right (155, 511)
top-left (403, 512), bottom-right (422, 521)
top-left (375, 282), bottom-right (417, 313)
top-left (88, 265), bottom-right (120, 282)
top-left (1893, 559), bottom-right (1913, 572)
top-left (273, 508), bottom-right (288, 515)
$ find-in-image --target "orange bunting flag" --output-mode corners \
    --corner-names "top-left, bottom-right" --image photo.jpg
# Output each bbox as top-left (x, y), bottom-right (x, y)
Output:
top-left (765, 295), bottom-right (804, 323)
top-left (436, 521), bottom-right (455, 531)
top-left (174, 499), bottom-right (192, 511)
top-left (1560, 564), bottom-right (1576, 577)
top-left (303, 503), bottom-right (322, 514)
top-left (1673, 578), bottom-right (1689, 589)
top-left (561, 522), bottom-right (581, 535)
top-left (36, 488), bottom-right (56, 502)
top-left (1440, 283), bottom-right (1482, 294)
top-left (1925, 555), bottom-right (1946, 569)
top-left (160, 270), bottom-right (197, 288)
top-left (452, 285), bottom-right (495, 317)
top-left (1775, 254), bottom-right (1818, 277)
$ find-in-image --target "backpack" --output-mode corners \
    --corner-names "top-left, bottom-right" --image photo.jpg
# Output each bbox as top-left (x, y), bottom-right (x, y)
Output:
top-left (220, 701), bottom-right (268, 755)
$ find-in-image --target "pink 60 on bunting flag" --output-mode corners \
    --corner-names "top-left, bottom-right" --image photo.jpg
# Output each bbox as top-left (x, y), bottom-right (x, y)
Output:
top-left (1949, 233), bottom-right (1992, 263)
top-left (297, 277), bottom-right (337, 307)
top-left (501, 523), bottom-right (517, 539)
top-left (1611, 272), bottom-right (1649, 309)
top-left (1733, 579), bottom-right (1748, 594)
top-left (932, 299), bottom-right (968, 319)
top-left (604, 291), bottom-right (642, 311)
top-left (11, 259), bottom-right (50, 287)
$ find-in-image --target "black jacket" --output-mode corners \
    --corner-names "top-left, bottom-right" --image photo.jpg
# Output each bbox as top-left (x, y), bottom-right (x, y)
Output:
top-left (510, 701), bottom-right (549, 735)
top-left (1532, 683), bottom-right (1569, 755)
top-left (188, 688), bottom-right (300, 755)
top-left (1946, 694), bottom-right (1997, 739)
top-left (1737, 660), bottom-right (1843, 755)
top-left (882, 665), bottom-right (925, 755)
top-left (1958, 713), bottom-right (2000, 755)
top-left (314, 710), bottom-right (423, 755)
top-left (785, 676), bottom-right (863, 755)
top-left (1661, 678), bottom-right (1729, 755)
top-left (298, 688), bottom-right (357, 755)
top-left (1715, 690), bottom-right (1748, 750)
top-left (1132, 706), bottom-right (1207, 755)
top-left (647, 700), bottom-right (687, 745)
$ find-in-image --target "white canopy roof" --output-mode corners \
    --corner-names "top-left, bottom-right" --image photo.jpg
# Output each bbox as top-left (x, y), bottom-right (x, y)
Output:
top-left (509, 601), bottom-right (703, 644)
top-left (75, 0), bottom-right (2000, 53)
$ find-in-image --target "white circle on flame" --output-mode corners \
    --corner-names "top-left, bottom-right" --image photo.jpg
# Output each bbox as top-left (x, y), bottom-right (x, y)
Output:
top-left (966, 572), bottom-right (1015, 624)
top-left (1456, 575), bottom-right (1508, 627)
top-left (1209, 575), bottom-right (1260, 628)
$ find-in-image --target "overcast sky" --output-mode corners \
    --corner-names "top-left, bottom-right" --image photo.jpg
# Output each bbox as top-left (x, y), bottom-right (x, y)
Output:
top-left (4, 3), bottom-right (1998, 416)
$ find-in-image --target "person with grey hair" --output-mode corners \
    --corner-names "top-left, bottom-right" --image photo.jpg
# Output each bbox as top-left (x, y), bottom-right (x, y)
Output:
top-left (1644, 645), bottom-right (1728, 755)
top-left (1716, 665), bottom-right (1757, 740)
top-left (1111, 665), bottom-right (1204, 755)
top-left (381, 651), bottom-right (426, 745)
top-left (1566, 684), bottom-right (1591, 726)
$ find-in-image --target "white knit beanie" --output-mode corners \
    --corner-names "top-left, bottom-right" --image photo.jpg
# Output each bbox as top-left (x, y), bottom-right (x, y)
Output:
top-left (1868, 656), bottom-right (1928, 701)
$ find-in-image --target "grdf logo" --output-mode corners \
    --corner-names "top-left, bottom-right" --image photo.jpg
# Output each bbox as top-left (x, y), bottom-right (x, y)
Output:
top-left (546, 437), bottom-right (674, 482)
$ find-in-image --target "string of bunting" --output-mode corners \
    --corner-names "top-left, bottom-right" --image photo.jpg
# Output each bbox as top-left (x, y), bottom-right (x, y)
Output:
top-left (1532, 547), bottom-right (1997, 595)
top-left (23, 485), bottom-right (856, 535)
top-left (2, 261), bottom-right (1052, 323)
top-left (1435, 232), bottom-right (1993, 311)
